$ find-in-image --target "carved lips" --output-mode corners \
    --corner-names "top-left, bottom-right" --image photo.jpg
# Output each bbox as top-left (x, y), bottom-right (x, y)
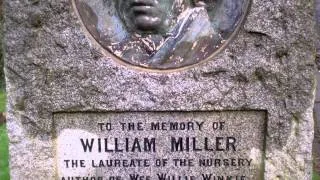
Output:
top-left (128, 0), bottom-right (163, 31)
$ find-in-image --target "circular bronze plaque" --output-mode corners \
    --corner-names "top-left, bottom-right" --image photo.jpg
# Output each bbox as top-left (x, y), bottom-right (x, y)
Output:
top-left (73, 0), bottom-right (250, 70)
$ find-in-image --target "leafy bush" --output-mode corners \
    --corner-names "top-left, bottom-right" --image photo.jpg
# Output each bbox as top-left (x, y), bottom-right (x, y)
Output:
top-left (0, 124), bottom-right (9, 180)
top-left (0, 90), bottom-right (8, 180)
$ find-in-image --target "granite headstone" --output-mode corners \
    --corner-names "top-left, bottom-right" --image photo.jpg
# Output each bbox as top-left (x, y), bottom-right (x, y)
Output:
top-left (4, 0), bottom-right (317, 179)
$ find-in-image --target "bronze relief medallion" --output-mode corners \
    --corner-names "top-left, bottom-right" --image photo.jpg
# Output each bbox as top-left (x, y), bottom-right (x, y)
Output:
top-left (73, 0), bottom-right (250, 70)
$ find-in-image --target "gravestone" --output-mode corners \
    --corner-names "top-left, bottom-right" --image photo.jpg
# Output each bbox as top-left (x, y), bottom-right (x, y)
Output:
top-left (4, 0), bottom-right (317, 179)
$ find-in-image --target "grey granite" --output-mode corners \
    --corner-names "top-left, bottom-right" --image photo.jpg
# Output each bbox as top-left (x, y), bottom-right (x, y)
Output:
top-left (4, 0), bottom-right (317, 179)
top-left (314, 103), bottom-right (320, 173)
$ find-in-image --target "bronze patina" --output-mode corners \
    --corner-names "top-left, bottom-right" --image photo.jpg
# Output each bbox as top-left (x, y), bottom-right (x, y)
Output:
top-left (74, 0), bottom-right (250, 69)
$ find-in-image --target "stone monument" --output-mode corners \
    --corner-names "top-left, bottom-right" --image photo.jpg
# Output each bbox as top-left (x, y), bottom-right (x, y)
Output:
top-left (4, 0), bottom-right (317, 179)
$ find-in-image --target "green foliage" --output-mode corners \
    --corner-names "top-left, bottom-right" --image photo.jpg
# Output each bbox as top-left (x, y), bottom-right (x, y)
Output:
top-left (0, 90), bottom-right (6, 112)
top-left (314, 171), bottom-right (320, 180)
top-left (0, 90), bottom-right (8, 180)
top-left (0, 124), bottom-right (9, 180)
top-left (314, 170), bottom-right (320, 180)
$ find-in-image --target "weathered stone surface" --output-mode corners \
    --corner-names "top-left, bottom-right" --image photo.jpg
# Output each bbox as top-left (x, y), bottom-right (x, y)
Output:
top-left (316, 73), bottom-right (320, 102)
top-left (4, 0), bottom-right (316, 179)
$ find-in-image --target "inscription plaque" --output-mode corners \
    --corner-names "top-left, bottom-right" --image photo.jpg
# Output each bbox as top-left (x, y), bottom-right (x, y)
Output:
top-left (54, 111), bottom-right (266, 180)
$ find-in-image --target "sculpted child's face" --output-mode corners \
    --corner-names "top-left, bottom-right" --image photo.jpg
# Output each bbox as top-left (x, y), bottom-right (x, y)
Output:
top-left (117, 0), bottom-right (179, 34)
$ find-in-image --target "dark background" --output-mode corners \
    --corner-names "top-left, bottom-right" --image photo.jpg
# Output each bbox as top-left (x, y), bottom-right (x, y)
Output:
top-left (313, 0), bottom-right (320, 174)
top-left (314, 0), bottom-right (320, 174)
